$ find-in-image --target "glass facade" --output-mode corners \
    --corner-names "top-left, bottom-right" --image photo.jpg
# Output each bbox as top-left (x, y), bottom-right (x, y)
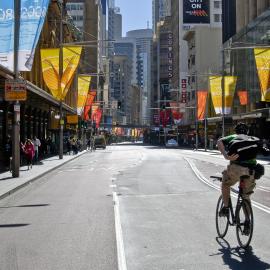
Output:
top-left (224, 9), bottom-right (270, 114)
top-left (223, 8), bottom-right (270, 138)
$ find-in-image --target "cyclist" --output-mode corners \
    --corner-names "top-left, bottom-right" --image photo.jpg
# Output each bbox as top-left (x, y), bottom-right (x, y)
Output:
top-left (217, 123), bottom-right (269, 233)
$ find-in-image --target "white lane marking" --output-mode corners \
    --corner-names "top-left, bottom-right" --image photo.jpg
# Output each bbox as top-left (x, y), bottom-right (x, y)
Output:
top-left (185, 158), bottom-right (270, 215)
top-left (113, 192), bottom-right (127, 270)
top-left (257, 186), bottom-right (270, 192)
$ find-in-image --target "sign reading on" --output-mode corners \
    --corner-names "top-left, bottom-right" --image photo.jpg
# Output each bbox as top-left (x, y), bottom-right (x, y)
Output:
top-left (5, 79), bottom-right (27, 101)
top-left (183, 0), bottom-right (210, 24)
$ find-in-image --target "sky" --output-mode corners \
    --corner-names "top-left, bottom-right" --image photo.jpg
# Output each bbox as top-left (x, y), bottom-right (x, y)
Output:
top-left (115, 0), bottom-right (152, 36)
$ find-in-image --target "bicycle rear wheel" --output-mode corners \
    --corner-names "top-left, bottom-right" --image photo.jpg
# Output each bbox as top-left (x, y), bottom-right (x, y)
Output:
top-left (236, 199), bottom-right (254, 248)
top-left (216, 195), bottom-right (229, 238)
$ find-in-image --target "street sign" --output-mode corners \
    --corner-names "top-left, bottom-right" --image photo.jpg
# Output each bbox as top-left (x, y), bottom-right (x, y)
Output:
top-left (5, 79), bottom-right (27, 101)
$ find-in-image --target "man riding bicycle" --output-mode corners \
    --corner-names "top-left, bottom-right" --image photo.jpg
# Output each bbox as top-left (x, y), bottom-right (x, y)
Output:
top-left (217, 123), bottom-right (269, 225)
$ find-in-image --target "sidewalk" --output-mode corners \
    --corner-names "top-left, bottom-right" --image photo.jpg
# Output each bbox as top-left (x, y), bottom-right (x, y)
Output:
top-left (0, 151), bottom-right (87, 200)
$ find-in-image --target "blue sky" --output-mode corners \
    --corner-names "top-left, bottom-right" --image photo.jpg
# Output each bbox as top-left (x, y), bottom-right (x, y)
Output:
top-left (115, 0), bottom-right (152, 36)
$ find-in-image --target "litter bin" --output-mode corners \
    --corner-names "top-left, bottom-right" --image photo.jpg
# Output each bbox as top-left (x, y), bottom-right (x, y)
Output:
top-left (209, 139), bottom-right (214, 150)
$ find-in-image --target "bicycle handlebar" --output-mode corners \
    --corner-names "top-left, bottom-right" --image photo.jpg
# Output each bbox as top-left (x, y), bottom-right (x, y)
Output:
top-left (210, 175), bottom-right (222, 181)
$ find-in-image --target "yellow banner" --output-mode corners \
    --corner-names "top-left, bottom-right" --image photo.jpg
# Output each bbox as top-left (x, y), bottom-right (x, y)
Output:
top-left (62, 47), bottom-right (82, 99)
top-left (209, 76), bottom-right (222, 115)
top-left (77, 75), bottom-right (91, 115)
top-left (254, 48), bottom-right (270, 102)
top-left (209, 76), bottom-right (237, 115)
top-left (41, 48), bottom-right (60, 99)
top-left (41, 47), bottom-right (82, 101)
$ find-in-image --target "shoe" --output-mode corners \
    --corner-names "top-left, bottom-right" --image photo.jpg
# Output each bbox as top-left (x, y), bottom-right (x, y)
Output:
top-left (243, 221), bottom-right (250, 235)
top-left (219, 206), bottom-right (229, 217)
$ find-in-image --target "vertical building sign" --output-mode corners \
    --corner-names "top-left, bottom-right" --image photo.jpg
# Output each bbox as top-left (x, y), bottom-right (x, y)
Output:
top-left (181, 78), bottom-right (187, 104)
top-left (183, 0), bottom-right (210, 24)
top-left (168, 32), bottom-right (173, 79)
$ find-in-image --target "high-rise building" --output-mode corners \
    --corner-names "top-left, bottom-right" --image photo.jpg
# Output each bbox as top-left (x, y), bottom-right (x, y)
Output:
top-left (127, 29), bottom-right (153, 125)
top-left (152, 0), bottom-right (171, 34)
top-left (66, 1), bottom-right (84, 33)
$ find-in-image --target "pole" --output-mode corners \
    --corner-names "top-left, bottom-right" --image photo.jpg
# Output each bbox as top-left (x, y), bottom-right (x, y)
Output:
top-left (204, 85), bottom-right (209, 151)
top-left (12, 0), bottom-right (21, 177)
top-left (157, 38), bottom-right (161, 145)
top-left (59, 0), bottom-right (64, 159)
top-left (195, 71), bottom-right (198, 150)
top-left (221, 49), bottom-right (225, 137)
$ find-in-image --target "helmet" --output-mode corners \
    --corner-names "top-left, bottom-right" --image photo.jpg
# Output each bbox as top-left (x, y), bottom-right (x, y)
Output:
top-left (234, 123), bottom-right (249, 135)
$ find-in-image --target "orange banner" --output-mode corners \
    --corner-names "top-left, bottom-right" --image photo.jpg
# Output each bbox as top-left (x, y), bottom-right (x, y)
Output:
top-left (197, 91), bottom-right (208, 120)
top-left (41, 47), bottom-right (82, 100)
top-left (237, 90), bottom-right (248, 105)
top-left (254, 48), bottom-right (270, 102)
top-left (83, 91), bottom-right (96, 120)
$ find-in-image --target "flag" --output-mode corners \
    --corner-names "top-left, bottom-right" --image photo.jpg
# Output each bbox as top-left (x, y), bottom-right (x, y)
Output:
top-left (197, 91), bottom-right (208, 120)
top-left (77, 76), bottom-right (91, 115)
top-left (254, 48), bottom-right (270, 102)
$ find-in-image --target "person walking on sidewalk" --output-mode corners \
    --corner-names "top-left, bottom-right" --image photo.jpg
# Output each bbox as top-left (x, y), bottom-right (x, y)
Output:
top-left (22, 139), bottom-right (35, 170)
top-left (4, 135), bottom-right (12, 170)
top-left (33, 136), bottom-right (41, 163)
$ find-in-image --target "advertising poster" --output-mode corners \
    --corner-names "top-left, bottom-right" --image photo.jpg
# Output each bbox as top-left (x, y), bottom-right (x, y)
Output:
top-left (0, 0), bottom-right (50, 71)
top-left (183, 0), bottom-right (210, 24)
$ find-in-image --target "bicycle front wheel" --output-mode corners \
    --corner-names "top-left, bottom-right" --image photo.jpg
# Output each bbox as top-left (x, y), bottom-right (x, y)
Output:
top-left (236, 199), bottom-right (254, 248)
top-left (216, 195), bottom-right (229, 238)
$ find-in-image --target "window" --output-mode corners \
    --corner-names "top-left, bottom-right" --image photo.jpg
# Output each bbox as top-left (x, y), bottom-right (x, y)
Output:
top-left (214, 1), bottom-right (220, 9)
top-left (214, 14), bottom-right (222, 22)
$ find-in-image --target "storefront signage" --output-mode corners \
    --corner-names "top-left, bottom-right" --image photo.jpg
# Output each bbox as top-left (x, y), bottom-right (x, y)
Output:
top-left (67, 115), bottom-right (79, 124)
top-left (183, 0), bottom-right (210, 24)
top-left (5, 79), bottom-right (27, 101)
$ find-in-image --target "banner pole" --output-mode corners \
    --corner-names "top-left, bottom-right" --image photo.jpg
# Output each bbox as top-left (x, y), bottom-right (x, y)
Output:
top-left (222, 49), bottom-right (225, 137)
top-left (195, 71), bottom-right (198, 150)
top-left (12, 0), bottom-right (21, 178)
top-left (59, 0), bottom-right (64, 159)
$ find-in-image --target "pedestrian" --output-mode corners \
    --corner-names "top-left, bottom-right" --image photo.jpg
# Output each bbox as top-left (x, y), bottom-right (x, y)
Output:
top-left (22, 139), bottom-right (35, 170)
top-left (33, 136), bottom-right (41, 163)
top-left (67, 138), bottom-right (71, 155)
top-left (46, 136), bottom-right (52, 155)
top-left (4, 135), bottom-right (12, 170)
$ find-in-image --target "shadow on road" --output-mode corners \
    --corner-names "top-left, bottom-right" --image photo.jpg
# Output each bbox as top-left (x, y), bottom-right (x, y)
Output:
top-left (0, 224), bottom-right (30, 228)
top-left (211, 237), bottom-right (270, 269)
top-left (0, 204), bottom-right (50, 209)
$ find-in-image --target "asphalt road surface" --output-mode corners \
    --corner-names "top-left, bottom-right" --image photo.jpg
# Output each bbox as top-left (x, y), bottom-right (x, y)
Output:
top-left (0, 144), bottom-right (269, 270)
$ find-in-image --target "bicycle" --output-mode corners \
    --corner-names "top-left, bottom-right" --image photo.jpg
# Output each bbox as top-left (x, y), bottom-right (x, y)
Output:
top-left (211, 175), bottom-right (254, 248)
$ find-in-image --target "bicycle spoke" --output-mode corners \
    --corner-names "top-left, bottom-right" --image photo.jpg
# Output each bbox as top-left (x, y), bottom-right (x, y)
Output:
top-left (216, 196), bottom-right (229, 238)
top-left (236, 200), bottom-right (254, 248)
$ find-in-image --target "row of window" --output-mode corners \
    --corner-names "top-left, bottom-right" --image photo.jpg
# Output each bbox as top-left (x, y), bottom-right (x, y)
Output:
top-left (66, 4), bottom-right (84, 11)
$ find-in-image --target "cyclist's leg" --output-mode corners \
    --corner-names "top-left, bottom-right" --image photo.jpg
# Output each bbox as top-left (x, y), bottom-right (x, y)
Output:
top-left (221, 165), bottom-right (238, 207)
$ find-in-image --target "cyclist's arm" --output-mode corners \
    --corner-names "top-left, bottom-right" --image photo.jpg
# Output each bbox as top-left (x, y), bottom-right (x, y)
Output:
top-left (217, 138), bottom-right (239, 161)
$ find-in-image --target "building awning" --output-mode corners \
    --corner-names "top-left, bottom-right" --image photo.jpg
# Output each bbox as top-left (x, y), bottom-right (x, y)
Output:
top-left (232, 109), bottom-right (269, 120)
top-left (26, 81), bottom-right (76, 115)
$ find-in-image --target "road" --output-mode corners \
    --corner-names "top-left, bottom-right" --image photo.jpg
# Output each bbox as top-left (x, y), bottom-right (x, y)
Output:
top-left (0, 144), bottom-right (269, 270)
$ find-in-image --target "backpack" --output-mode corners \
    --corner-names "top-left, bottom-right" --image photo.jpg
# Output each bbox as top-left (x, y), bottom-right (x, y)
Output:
top-left (227, 135), bottom-right (261, 161)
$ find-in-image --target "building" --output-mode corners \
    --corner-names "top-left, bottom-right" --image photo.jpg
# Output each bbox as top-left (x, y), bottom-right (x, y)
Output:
top-left (111, 55), bottom-right (132, 124)
top-left (0, 0), bottom-right (82, 170)
top-left (66, 1), bottom-right (85, 33)
top-left (221, 4), bottom-right (270, 139)
top-left (152, 0), bottom-right (171, 34)
top-left (127, 29), bottom-right (153, 125)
